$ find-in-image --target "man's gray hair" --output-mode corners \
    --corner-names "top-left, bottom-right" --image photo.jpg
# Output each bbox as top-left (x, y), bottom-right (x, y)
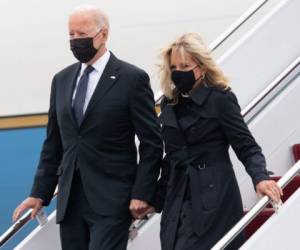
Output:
top-left (70, 5), bottom-right (110, 30)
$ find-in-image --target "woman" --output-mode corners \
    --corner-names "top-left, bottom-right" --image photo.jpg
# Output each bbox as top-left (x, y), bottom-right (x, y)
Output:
top-left (154, 33), bottom-right (283, 250)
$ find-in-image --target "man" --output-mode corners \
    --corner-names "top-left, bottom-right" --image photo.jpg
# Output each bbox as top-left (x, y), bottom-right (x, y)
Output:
top-left (13, 5), bottom-right (162, 250)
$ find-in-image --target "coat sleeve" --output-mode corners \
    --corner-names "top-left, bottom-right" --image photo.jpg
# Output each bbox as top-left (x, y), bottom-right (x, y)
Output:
top-left (152, 154), bottom-right (171, 212)
top-left (129, 71), bottom-right (163, 203)
top-left (30, 75), bottom-right (63, 206)
top-left (219, 90), bottom-right (270, 189)
top-left (151, 97), bottom-right (171, 212)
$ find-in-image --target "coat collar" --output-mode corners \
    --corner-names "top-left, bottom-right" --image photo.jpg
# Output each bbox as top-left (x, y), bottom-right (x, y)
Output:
top-left (160, 84), bottom-right (212, 130)
top-left (65, 63), bottom-right (81, 129)
top-left (190, 83), bottom-right (212, 106)
top-left (159, 103), bottom-right (179, 129)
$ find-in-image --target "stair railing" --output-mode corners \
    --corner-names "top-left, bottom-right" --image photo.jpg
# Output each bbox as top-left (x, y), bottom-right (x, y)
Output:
top-left (210, 55), bottom-right (300, 249)
top-left (0, 189), bottom-right (57, 248)
top-left (209, 0), bottom-right (269, 51)
top-left (242, 56), bottom-right (300, 119)
top-left (211, 160), bottom-right (300, 250)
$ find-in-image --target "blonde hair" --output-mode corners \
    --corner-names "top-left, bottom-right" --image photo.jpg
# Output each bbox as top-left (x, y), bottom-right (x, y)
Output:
top-left (158, 32), bottom-right (229, 100)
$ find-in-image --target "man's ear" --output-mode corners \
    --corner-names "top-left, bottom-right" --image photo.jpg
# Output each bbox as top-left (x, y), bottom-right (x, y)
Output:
top-left (100, 28), bottom-right (109, 41)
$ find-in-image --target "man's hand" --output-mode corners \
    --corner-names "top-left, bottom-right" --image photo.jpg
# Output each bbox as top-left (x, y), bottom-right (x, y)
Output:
top-left (129, 199), bottom-right (155, 219)
top-left (12, 197), bottom-right (43, 222)
top-left (256, 180), bottom-right (283, 203)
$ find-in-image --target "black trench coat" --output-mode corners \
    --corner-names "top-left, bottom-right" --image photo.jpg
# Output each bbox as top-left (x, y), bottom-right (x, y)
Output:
top-left (155, 85), bottom-right (270, 250)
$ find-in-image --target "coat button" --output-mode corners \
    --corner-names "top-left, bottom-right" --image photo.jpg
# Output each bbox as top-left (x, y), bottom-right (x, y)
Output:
top-left (209, 183), bottom-right (215, 188)
top-left (198, 163), bottom-right (206, 170)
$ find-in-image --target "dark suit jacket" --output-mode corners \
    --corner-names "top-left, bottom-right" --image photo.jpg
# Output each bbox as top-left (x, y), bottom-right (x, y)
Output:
top-left (156, 85), bottom-right (270, 250)
top-left (30, 52), bottom-right (163, 223)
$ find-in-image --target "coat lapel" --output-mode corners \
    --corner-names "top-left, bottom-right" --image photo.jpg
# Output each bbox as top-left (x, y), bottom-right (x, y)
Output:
top-left (160, 102), bottom-right (187, 147)
top-left (65, 63), bottom-right (81, 129)
top-left (160, 85), bottom-right (213, 132)
top-left (80, 53), bottom-right (120, 126)
top-left (190, 83), bottom-right (212, 106)
top-left (178, 85), bottom-right (213, 131)
top-left (160, 103), bottom-right (180, 130)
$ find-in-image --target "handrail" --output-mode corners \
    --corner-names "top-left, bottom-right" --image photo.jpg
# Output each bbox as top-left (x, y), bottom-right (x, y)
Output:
top-left (128, 213), bottom-right (155, 241)
top-left (0, 1), bottom-right (275, 246)
top-left (0, 210), bottom-right (32, 248)
top-left (0, 190), bottom-right (57, 248)
top-left (211, 160), bottom-right (300, 250)
top-left (210, 56), bottom-right (300, 249)
top-left (208, 0), bottom-right (269, 51)
top-left (242, 56), bottom-right (300, 117)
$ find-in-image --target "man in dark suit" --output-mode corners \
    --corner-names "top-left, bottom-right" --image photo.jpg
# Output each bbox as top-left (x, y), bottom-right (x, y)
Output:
top-left (13, 5), bottom-right (162, 250)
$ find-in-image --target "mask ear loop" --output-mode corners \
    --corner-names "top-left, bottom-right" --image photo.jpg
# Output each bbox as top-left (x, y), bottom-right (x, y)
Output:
top-left (93, 28), bottom-right (106, 51)
top-left (187, 66), bottom-right (206, 96)
top-left (191, 63), bottom-right (205, 82)
top-left (196, 61), bottom-right (206, 82)
top-left (93, 28), bottom-right (103, 39)
top-left (199, 73), bottom-right (205, 81)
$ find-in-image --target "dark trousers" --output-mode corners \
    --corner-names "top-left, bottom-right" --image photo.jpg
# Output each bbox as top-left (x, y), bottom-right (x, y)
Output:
top-left (59, 170), bottom-right (131, 250)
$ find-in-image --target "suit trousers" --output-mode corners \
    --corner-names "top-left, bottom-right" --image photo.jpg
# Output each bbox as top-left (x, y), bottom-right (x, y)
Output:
top-left (59, 170), bottom-right (132, 250)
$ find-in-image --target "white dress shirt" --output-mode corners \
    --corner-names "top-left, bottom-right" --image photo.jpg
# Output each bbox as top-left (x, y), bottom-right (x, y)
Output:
top-left (72, 50), bottom-right (111, 113)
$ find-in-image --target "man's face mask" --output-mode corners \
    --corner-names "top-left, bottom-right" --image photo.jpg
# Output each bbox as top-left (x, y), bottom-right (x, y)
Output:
top-left (171, 65), bottom-right (198, 94)
top-left (70, 30), bottom-right (102, 63)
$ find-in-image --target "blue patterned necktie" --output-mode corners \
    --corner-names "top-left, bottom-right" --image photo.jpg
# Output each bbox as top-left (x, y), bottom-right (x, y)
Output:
top-left (73, 65), bottom-right (94, 125)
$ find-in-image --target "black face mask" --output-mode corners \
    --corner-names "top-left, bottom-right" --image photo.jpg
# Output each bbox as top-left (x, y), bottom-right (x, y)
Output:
top-left (171, 69), bottom-right (197, 94)
top-left (70, 31), bottom-right (101, 63)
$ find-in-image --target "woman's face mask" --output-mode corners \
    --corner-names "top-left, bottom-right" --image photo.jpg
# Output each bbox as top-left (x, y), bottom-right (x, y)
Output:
top-left (170, 49), bottom-right (204, 94)
top-left (171, 65), bottom-right (198, 94)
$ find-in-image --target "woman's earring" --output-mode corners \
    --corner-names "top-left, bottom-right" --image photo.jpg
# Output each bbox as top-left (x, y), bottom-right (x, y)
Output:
top-left (200, 74), bottom-right (205, 81)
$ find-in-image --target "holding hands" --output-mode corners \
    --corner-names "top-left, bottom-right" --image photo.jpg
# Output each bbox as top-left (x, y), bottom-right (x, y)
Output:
top-left (129, 199), bottom-right (155, 220)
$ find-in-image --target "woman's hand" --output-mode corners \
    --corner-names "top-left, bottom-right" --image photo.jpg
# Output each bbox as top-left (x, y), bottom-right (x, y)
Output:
top-left (256, 180), bottom-right (283, 203)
